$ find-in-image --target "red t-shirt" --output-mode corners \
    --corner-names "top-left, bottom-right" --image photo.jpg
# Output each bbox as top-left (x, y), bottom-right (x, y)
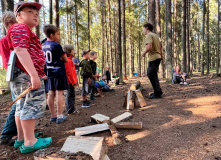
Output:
top-left (7, 23), bottom-right (45, 77)
top-left (65, 55), bottom-right (77, 85)
top-left (0, 36), bottom-right (11, 69)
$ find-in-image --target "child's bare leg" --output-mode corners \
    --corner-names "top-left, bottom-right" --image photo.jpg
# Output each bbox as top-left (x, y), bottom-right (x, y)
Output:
top-left (21, 119), bottom-right (37, 146)
top-left (56, 90), bottom-right (64, 115)
top-left (48, 90), bottom-right (56, 117)
top-left (15, 116), bottom-right (24, 141)
top-left (82, 95), bottom-right (87, 101)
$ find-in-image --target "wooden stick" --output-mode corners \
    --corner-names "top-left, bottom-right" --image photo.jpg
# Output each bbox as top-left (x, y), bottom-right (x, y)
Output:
top-left (4, 86), bottom-right (32, 111)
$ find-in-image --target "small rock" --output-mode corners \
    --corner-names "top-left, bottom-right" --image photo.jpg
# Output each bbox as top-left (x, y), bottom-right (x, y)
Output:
top-left (203, 142), bottom-right (208, 146)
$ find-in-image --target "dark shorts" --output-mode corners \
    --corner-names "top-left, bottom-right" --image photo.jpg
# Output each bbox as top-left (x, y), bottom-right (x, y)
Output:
top-left (48, 77), bottom-right (69, 91)
top-left (82, 77), bottom-right (89, 96)
top-left (44, 80), bottom-right (48, 93)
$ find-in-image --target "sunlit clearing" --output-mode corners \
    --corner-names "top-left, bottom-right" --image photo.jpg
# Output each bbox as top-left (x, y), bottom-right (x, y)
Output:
top-left (126, 130), bottom-right (150, 141)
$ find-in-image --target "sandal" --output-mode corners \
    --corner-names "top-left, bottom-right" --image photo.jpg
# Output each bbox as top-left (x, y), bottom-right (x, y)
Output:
top-left (20, 137), bottom-right (52, 154)
top-left (14, 132), bottom-right (44, 149)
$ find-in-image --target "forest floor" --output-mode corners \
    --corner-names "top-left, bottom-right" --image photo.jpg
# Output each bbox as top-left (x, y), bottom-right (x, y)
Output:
top-left (0, 73), bottom-right (221, 160)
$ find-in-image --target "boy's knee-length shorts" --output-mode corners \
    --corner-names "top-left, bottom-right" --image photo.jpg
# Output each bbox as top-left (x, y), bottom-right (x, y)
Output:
top-left (10, 68), bottom-right (46, 120)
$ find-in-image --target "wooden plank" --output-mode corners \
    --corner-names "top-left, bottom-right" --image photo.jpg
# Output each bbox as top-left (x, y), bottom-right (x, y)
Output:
top-left (91, 114), bottom-right (110, 124)
top-left (130, 81), bottom-right (141, 90)
top-left (75, 123), bottom-right (109, 136)
top-left (111, 112), bottom-right (133, 125)
top-left (115, 122), bottom-right (142, 130)
top-left (61, 136), bottom-right (107, 160)
top-left (135, 90), bottom-right (146, 107)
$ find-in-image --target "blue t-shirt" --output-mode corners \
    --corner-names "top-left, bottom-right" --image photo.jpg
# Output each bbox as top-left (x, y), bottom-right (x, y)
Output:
top-left (42, 41), bottom-right (66, 78)
top-left (73, 57), bottom-right (80, 71)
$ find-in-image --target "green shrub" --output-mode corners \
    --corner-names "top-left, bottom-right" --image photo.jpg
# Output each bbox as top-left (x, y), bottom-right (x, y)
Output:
top-left (0, 68), bottom-right (8, 89)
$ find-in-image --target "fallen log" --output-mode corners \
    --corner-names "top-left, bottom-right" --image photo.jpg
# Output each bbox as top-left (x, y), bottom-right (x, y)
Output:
top-left (115, 122), bottom-right (142, 130)
top-left (135, 90), bottom-right (146, 107)
top-left (109, 125), bottom-right (121, 145)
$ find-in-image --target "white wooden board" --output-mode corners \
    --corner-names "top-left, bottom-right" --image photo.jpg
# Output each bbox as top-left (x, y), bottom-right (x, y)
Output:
top-left (91, 114), bottom-right (110, 124)
top-left (111, 112), bottom-right (132, 125)
top-left (75, 123), bottom-right (109, 136)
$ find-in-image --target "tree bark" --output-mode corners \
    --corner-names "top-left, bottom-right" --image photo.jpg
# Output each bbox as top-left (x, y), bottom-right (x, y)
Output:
top-left (182, 0), bottom-right (187, 72)
top-left (201, 0), bottom-right (206, 75)
top-left (53, 0), bottom-right (59, 28)
top-left (88, 0), bottom-right (90, 49)
top-left (217, 0), bottom-right (220, 74)
top-left (108, 0), bottom-right (113, 75)
top-left (75, 0), bottom-right (79, 57)
top-left (117, 0), bottom-right (123, 83)
top-left (65, 0), bottom-right (69, 43)
top-left (101, 0), bottom-right (105, 74)
top-left (148, 0), bottom-right (156, 32)
top-left (206, 0), bottom-right (210, 74)
top-left (35, 0), bottom-right (40, 38)
top-left (186, 0), bottom-right (190, 74)
top-left (165, 0), bottom-right (172, 80)
top-left (49, 0), bottom-right (53, 24)
top-left (122, 0), bottom-right (127, 79)
top-left (173, 0), bottom-right (177, 67)
top-left (197, 32), bottom-right (201, 72)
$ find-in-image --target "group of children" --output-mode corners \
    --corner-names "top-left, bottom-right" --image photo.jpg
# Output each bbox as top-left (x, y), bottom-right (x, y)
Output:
top-left (0, 1), bottom-right (118, 154)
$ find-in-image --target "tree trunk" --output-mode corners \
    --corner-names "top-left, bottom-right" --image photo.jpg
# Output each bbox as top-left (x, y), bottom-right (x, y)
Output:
top-left (53, 0), bottom-right (59, 28)
top-left (217, 0), bottom-right (220, 74)
top-left (129, 0), bottom-right (133, 78)
top-left (173, 0), bottom-right (177, 67)
top-left (181, 0), bottom-right (187, 72)
top-left (197, 32), bottom-right (201, 72)
top-left (206, 0), bottom-right (210, 74)
top-left (138, 31), bottom-right (141, 77)
top-left (88, 0), bottom-right (90, 49)
top-left (65, 0), bottom-right (69, 43)
top-left (148, 0), bottom-right (156, 32)
top-left (2, 0), bottom-right (14, 35)
top-left (101, 0), bottom-right (105, 74)
top-left (201, 0), bottom-right (206, 75)
top-left (35, 0), bottom-right (40, 38)
top-left (122, 0), bottom-right (127, 79)
top-left (108, 0), bottom-right (113, 75)
top-left (165, 0), bottom-right (172, 81)
top-left (186, 0), bottom-right (190, 74)
top-left (75, 0), bottom-right (79, 57)
top-left (69, 14), bottom-right (72, 44)
top-left (49, 0), bottom-right (53, 24)
top-left (117, 0), bottom-right (123, 83)
top-left (105, 1), bottom-right (108, 68)
top-left (42, 0), bottom-right (46, 26)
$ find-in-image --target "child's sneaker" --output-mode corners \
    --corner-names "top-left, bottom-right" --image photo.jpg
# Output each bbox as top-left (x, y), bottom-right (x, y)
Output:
top-left (90, 97), bottom-right (96, 100)
top-left (179, 82), bottom-right (184, 85)
top-left (81, 100), bottom-right (91, 108)
top-left (56, 115), bottom-right (67, 124)
top-left (184, 82), bottom-right (188, 85)
top-left (50, 117), bottom-right (57, 122)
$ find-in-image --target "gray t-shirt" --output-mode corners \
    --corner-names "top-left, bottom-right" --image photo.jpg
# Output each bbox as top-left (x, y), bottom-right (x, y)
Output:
top-left (72, 57), bottom-right (80, 71)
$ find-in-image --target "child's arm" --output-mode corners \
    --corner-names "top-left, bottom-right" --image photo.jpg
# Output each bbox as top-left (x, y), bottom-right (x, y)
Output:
top-left (14, 48), bottom-right (41, 90)
top-left (61, 54), bottom-right (68, 62)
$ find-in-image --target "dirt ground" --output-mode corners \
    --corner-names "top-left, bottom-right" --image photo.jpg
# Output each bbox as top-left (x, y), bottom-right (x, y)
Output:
top-left (0, 74), bottom-right (221, 160)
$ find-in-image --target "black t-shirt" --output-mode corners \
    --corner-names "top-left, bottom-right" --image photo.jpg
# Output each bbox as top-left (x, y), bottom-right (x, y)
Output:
top-left (105, 70), bottom-right (111, 80)
top-left (90, 60), bottom-right (97, 75)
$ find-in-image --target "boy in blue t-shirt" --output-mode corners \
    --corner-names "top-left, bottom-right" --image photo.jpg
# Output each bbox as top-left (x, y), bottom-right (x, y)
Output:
top-left (42, 24), bottom-right (69, 124)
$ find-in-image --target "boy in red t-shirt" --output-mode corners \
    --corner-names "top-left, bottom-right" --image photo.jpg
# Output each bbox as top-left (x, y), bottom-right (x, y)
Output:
top-left (7, 2), bottom-right (52, 153)
top-left (63, 45), bottom-right (79, 114)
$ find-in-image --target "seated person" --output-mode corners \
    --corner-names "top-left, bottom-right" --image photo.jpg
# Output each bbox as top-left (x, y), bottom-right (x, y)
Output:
top-left (112, 72), bottom-right (120, 85)
top-left (95, 82), bottom-right (105, 97)
top-left (102, 75), bottom-right (114, 92)
top-left (172, 66), bottom-right (188, 85)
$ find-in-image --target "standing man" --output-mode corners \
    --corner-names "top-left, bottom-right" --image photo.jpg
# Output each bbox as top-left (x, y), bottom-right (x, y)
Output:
top-left (142, 23), bottom-right (163, 99)
top-left (104, 66), bottom-right (111, 84)
top-left (72, 53), bottom-right (81, 90)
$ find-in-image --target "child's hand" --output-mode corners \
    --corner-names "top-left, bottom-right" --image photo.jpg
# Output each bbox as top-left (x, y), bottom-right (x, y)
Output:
top-left (31, 75), bottom-right (41, 90)
top-left (88, 78), bottom-right (91, 85)
top-left (42, 75), bottom-right (47, 80)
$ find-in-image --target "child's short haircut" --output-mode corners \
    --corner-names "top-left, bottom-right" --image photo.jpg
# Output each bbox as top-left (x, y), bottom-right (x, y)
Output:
top-left (1, 11), bottom-right (17, 30)
top-left (90, 51), bottom-right (97, 56)
top-left (43, 24), bottom-right (59, 38)
top-left (143, 23), bottom-right (153, 31)
top-left (63, 44), bottom-right (74, 55)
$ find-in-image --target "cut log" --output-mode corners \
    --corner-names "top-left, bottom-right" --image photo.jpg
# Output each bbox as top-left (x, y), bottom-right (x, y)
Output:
top-left (75, 123), bottom-right (109, 136)
top-left (135, 90), bottom-right (146, 107)
top-left (115, 122), bottom-right (142, 130)
top-left (129, 91), bottom-right (136, 110)
top-left (91, 114), bottom-right (110, 124)
top-left (61, 136), bottom-right (107, 160)
top-left (111, 112), bottom-right (133, 125)
top-left (34, 148), bottom-right (93, 160)
top-left (126, 90), bottom-right (131, 110)
top-left (130, 81), bottom-right (141, 90)
top-left (109, 125), bottom-right (121, 145)
top-left (136, 85), bottom-right (143, 92)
